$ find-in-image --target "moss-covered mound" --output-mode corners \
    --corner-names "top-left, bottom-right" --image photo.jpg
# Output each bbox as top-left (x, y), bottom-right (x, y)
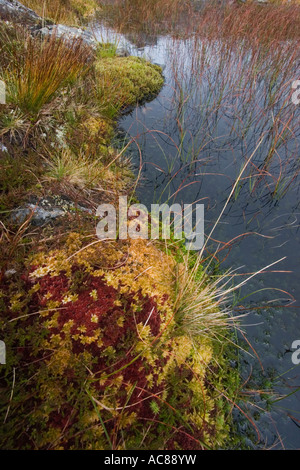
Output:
top-left (95, 57), bottom-right (164, 114)
top-left (0, 235), bottom-right (237, 450)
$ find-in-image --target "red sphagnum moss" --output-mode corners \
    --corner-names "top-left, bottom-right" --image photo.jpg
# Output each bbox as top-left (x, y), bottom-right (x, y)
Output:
top-left (0, 234), bottom-right (238, 450)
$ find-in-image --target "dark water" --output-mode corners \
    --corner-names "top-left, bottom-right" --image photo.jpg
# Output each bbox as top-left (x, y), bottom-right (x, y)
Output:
top-left (95, 25), bottom-right (300, 448)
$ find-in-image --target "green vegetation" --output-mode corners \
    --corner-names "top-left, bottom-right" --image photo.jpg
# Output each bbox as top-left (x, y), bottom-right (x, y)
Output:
top-left (96, 42), bottom-right (117, 59)
top-left (7, 34), bottom-right (91, 115)
top-left (0, 236), bottom-right (240, 449)
top-left (95, 56), bottom-right (164, 117)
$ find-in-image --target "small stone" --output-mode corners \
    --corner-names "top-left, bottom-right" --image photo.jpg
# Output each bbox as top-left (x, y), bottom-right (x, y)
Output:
top-left (116, 46), bottom-right (131, 57)
top-left (36, 24), bottom-right (98, 48)
top-left (4, 269), bottom-right (17, 278)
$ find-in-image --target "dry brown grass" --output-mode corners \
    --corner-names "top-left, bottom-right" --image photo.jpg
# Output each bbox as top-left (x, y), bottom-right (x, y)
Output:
top-left (21, 0), bottom-right (98, 24)
top-left (198, 1), bottom-right (300, 42)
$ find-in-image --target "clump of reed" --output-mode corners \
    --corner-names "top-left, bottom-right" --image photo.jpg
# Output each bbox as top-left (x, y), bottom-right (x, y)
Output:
top-left (174, 255), bottom-right (236, 339)
top-left (99, 0), bottom-right (300, 43)
top-left (6, 33), bottom-right (91, 115)
top-left (99, 0), bottom-right (192, 36)
top-left (44, 149), bottom-right (106, 188)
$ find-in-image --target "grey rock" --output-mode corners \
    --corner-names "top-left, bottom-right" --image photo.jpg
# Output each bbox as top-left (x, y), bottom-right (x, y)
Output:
top-left (116, 46), bottom-right (131, 57)
top-left (0, 1), bottom-right (98, 48)
top-left (0, 0), bottom-right (41, 24)
top-left (11, 203), bottom-right (65, 226)
top-left (4, 268), bottom-right (17, 278)
top-left (36, 24), bottom-right (98, 48)
top-left (11, 195), bottom-right (93, 226)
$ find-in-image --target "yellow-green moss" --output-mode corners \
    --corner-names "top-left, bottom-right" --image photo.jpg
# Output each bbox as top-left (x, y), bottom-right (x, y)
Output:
top-left (0, 235), bottom-right (239, 450)
top-left (95, 57), bottom-right (164, 116)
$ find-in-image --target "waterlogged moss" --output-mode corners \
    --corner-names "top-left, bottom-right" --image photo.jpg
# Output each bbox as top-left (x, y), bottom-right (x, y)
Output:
top-left (96, 57), bottom-right (164, 113)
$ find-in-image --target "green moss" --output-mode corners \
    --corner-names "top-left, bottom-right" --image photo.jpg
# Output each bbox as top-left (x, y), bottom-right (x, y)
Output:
top-left (95, 57), bottom-right (164, 117)
top-left (96, 42), bottom-right (118, 59)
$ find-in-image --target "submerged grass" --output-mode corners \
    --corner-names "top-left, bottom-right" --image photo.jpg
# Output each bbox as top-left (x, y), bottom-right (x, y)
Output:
top-left (99, 0), bottom-right (189, 35)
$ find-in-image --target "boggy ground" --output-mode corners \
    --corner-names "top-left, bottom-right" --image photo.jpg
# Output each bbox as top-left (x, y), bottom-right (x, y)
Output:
top-left (0, 0), bottom-right (250, 450)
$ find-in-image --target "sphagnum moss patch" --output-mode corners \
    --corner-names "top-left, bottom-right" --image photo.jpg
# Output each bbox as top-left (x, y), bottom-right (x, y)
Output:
top-left (0, 235), bottom-right (238, 450)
